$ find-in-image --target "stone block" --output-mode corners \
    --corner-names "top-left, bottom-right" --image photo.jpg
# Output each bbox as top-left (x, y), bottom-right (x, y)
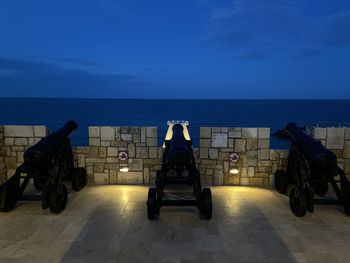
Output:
top-left (200, 139), bottom-right (211, 148)
top-left (240, 177), bottom-right (249, 186)
top-left (258, 139), bottom-right (270, 149)
top-left (128, 159), bottom-right (143, 171)
top-left (221, 127), bottom-right (228, 133)
top-left (133, 134), bottom-right (141, 143)
top-left (228, 139), bottom-right (234, 148)
top-left (147, 137), bottom-right (157, 146)
top-left (313, 128), bottom-right (327, 140)
top-left (260, 149), bottom-right (270, 160)
top-left (89, 126), bottom-right (100, 138)
top-left (258, 128), bottom-right (270, 139)
top-left (211, 133), bottom-right (228, 148)
top-left (141, 127), bottom-right (146, 143)
top-left (143, 168), bottom-right (150, 184)
top-left (248, 167), bottom-right (255, 177)
top-left (346, 128), bottom-right (350, 140)
top-left (118, 171), bottom-right (143, 184)
top-left (89, 138), bottom-right (100, 146)
top-left (99, 147), bottom-right (107, 158)
top-left (212, 127), bottom-right (220, 132)
top-left (228, 128), bottom-right (242, 138)
top-left (88, 147), bottom-right (99, 157)
top-left (344, 141), bottom-right (350, 158)
top-left (4, 126), bottom-right (34, 137)
top-left (242, 128), bottom-right (258, 139)
top-left (34, 126), bottom-right (47, 137)
top-left (94, 173), bottom-right (109, 184)
top-left (14, 138), bottom-right (28, 146)
top-left (101, 126), bottom-right (115, 141)
top-left (4, 137), bottom-right (14, 146)
top-left (107, 147), bottom-right (118, 157)
top-left (234, 139), bottom-right (246, 152)
top-left (200, 148), bottom-right (208, 159)
top-left (136, 147), bottom-right (148, 158)
top-left (224, 175), bottom-right (240, 185)
top-left (213, 173), bottom-right (223, 185)
top-left (128, 143), bottom-right (136, 158)
top-left (121, 134), bottom-right (132, 142)
top-left (146, 127), bottom-right (157, 138)
top-left (326, 128), bottom-right (345, 149)
top-left (149, 147), bottom-right (158, 159)
top-left (94, 165), bottom-right (104, 173)
top-left (200, 127), bottom-right (211, 138)
top-left (5, 157), bottom-right (17, 169)
top-left (245, 150), bottom-right (258, 166)
top-left (209, 148), bottom-right (218, 159)
top-left (246, 139), bottom-right (258, 150)
top-left (109, 170), bottom-right (117, 184)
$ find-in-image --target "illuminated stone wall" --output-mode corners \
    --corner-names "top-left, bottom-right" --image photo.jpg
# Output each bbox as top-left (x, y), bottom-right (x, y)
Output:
top-left (0, 124), bottom-right (349, 187)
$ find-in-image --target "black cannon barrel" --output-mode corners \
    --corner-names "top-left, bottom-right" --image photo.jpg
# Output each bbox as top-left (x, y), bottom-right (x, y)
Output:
top-left (285, 122), bottom-right (337, 169)
top-left (24, 121), bottom-right (78, 167)
top-left (166, 124), bottom-right (192, 167)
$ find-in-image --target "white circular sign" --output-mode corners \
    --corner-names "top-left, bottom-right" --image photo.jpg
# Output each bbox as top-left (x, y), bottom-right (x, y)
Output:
top-left (229, 152), bottom-right (240, 163)
top-left (118, 151), bottom-right (128, 161)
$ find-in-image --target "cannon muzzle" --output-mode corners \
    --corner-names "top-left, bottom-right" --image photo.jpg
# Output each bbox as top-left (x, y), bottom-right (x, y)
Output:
top-left (166, 124), bottom-right (192, 168)
top-left (285, 122), bottom-right (337, 172)
top-left (24, 121), bottom-right (78, 168)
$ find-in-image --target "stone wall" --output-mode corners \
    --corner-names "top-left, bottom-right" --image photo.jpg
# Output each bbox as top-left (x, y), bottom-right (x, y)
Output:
top-left (197, 127), bottom-right (288, 187)
top-left (0, 124), bottom-right (349, 187)
top-left (2, 125), bottom-right (48, 179)
top-left (313, 127), bottom-right (350, 175)
top-left (79, 126), bottom-right (162, 185)
top-left (0, 126), bottom-right (6, 185)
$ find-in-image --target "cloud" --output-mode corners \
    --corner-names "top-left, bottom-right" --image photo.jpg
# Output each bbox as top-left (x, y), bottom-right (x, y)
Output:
top-left (49, 57), bottom-right (100, 66)
top-left (196, 0), bottom-right (350, 59)
top-left (0, 57), bottom-right (153, 98)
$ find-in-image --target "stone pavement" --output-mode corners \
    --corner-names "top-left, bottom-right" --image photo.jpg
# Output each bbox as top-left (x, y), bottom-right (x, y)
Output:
top-left (0, 186), bottom-right (350, 263)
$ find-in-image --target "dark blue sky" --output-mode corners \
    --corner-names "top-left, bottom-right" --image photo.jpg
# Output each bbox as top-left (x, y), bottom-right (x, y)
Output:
top-left (1, 0), bottom-right (350, 98)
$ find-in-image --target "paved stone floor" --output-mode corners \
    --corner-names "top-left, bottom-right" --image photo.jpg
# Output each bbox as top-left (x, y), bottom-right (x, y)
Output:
top-left (1, 185), bottom-right (350, 263)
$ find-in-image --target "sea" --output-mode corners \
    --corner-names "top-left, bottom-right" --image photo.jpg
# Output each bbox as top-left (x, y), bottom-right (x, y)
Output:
top-left (1, 98), bottom-right (350, 149)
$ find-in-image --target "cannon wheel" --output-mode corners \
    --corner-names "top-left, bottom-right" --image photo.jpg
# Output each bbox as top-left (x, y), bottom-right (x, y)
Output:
top-left (289, 185), bottom-right (307, 217)
top-left (71, 168), bottom-right (87, 192)
top-left (275, 170), bottom-right (288, 194)
top-left (314, 182), bottom-right (328, 196)
top-left (201, 188), bottom-right (212, 220)
top-left (48, 184), bottom-right (68, 213)
top-left (147, 188), bottom-right (157, 220)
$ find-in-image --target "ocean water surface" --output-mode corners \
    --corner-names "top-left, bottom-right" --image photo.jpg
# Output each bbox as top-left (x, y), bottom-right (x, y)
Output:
top-left (1, 98), bottom-right (350, 149)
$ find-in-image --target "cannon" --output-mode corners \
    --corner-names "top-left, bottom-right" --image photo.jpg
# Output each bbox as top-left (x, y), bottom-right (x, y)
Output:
top-left (147, 121), bottom-right (212, 220)
top-left (0, 121), bottom-right (86, 213)
top-left (275, 122), bottom-right (350, 217)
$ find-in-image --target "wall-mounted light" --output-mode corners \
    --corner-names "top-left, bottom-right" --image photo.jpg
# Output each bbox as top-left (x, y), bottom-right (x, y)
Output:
top-left (229, 168), bottom-right (239, 174)
top-left (119, 167), bottom-right (129, 173)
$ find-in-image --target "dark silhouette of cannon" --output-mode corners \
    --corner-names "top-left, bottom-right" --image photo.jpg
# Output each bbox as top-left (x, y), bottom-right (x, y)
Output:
top-left (147, 121), bottom-right (212, 220)
top-left (0, 121), bottom-right (86, 213)
top-left (275, 122), bottom-right (350, 217)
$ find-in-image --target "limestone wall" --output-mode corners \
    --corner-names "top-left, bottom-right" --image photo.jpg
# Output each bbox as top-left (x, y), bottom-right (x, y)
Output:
top-left (313, 127), bottom-right (350, 175)
top-left (0, 124), bottom-right (349, 187)
top-left (2, 125), bottom-right (48, 179)
top-left (0, 126), bottom-right (6, 184)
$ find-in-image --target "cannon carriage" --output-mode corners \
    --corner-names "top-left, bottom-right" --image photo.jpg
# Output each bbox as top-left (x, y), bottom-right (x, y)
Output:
top-left (147, 121), bottom-right (212, 220)
top-left (275, 122), bottom-right (350, 217)
top-left (0, 121), bottom-right (87, 213)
